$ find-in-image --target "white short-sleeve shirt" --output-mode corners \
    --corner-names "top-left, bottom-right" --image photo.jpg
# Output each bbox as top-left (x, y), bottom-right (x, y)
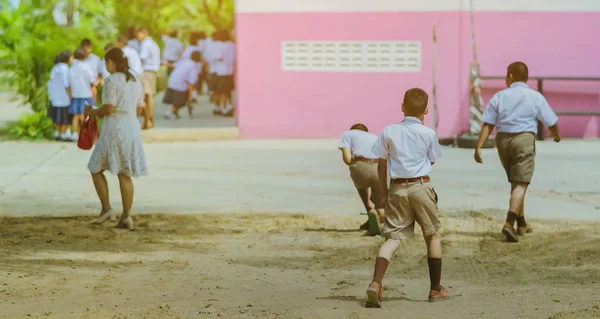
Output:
top-left (84, 53), bottom-right (102, 79)
top-left (181, 45), bottom-right (201, 61)
top-left (338, 129), bottom-right (378, 159)
top-left (69, 60), bottom-right (96, 98)
top-left (123, 45), bottom-right (144, 77)
top-left (371, 117), bottom-right (443, 179)
top-left (204, 40), bottom-right (222, 74)
top-left (218, 41), bottom-right (235, 76)
top-left (139, 37), bottom-right (161, 72)
top-left (47, 63), bottom-right (71, 107)
top-left (482, 82), bottom-right (559, 133)
top-left (127, 39), bottom-right (140, 53)
top-left (161, 35), bottom-right (183, 62)
top-left (167, 59), bottom-right (201, 92)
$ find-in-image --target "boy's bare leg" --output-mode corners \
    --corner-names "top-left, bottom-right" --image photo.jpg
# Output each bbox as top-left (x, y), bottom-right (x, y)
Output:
top-left (511, 182), bottom-right (532, 235)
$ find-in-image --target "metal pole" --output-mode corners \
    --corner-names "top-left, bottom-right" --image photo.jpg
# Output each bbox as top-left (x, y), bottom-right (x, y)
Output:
top-left (469, 0), bottom-right (484, 135)
top-left (432, 25), bottom-right (438, 133)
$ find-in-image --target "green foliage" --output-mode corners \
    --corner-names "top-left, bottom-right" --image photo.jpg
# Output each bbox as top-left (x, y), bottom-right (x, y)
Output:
top-left (0, 0), bottom-right (116, 114)
top-left (8, 112), bottom-right (54, 140)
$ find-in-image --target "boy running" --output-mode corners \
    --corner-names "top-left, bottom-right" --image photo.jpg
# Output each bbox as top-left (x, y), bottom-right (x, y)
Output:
top-left (474, 61), bottom-right (561, 242)
top-left (366, 88), bottom-right (451, 308)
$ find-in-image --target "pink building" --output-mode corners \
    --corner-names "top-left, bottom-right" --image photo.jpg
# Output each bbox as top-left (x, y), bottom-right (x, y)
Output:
top-left (235, 0), bottom-right (600, 139)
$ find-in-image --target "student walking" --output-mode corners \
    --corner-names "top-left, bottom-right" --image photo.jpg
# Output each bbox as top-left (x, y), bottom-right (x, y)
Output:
top-left (136, 27), bottom-right (161, 129)
top-left (163, 51), bottom-right (203, 119)
top-left (338, 123), bottom-right (385, 235)
top-left (161, 30), bottom-right (183, 76)
top-left (365, 88), bottom-right (451, 308)
top-left (474, 61), bottom-right (561, 242)
top-left (69, 48), bottom-right (97, 141)
top-left (85, 48), bottom-right (148, 230)
top-left (80, 39), bottom-right (103, 103)
top-left (47, 51), bottom-right (73, 141)
top-left (214, 30), bottom-right (236, 117)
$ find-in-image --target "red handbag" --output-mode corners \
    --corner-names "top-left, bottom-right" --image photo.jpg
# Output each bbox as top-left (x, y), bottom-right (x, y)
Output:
top-left (77, 117), bottom-right (98, 150)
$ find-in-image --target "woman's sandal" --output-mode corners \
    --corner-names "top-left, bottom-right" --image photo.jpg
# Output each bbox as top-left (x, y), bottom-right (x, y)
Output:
top-left (91, 210), bottom-right (116, 225)
top-left (115, 217), bottom-right (134, 230)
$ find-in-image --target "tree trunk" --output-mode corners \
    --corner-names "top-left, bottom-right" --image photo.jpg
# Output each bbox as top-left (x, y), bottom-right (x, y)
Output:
top-left (66, 0), bottom-right (75, 27)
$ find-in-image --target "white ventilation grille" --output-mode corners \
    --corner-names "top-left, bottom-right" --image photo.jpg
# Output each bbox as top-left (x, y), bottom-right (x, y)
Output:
top-left (281, 41), bottom-right (421, 73)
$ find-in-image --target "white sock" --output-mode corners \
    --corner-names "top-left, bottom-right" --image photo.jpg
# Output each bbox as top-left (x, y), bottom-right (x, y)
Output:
top-left (222, 104), bottom-right (233, 114)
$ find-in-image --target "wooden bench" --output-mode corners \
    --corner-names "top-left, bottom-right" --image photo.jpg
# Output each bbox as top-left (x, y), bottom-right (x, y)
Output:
top-left (481, 76), bottom-right (600, 140)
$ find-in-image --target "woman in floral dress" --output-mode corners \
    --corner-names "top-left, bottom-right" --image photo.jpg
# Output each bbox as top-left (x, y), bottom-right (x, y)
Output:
top-left (84, 47), bottom-right (148, 230)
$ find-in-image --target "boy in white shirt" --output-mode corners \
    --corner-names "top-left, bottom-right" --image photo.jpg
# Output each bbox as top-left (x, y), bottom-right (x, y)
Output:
top-left (116, 35), bottom-right (144, 77)
top-left (69, 48), bottom-right (97, 140)
top-left (100, 43), bottom-right (114, 83)
top-left (214, 31), bottom-right (236, 117)
top-left (163, 51), bottom-right (203, 119)
top-left (136, 27), bottom-right (161, 129)
top-left (81, 39), bottom-right (102, 103)
top-left (161, 30), bottom-right (183, 76)
top-left (203, 31), bottom-right (222, 114)
top-left (365, 88), bottom-right (451, 308)
top-left (47, 50), bottom-right (73, 141)
top-left (195, 32), bottom-right (209, 95)
top-left (338, 123), bottom-right (384, 235)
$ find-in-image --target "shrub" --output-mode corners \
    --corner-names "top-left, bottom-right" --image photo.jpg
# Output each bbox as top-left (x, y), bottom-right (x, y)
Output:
top-left (8, 112), bottom-right (54, 140)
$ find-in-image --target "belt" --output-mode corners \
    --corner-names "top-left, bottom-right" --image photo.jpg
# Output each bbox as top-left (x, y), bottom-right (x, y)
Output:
top-left (390, 176), bottom-right (430, 184)
top-left (354, 156), bottom-right (378, 163)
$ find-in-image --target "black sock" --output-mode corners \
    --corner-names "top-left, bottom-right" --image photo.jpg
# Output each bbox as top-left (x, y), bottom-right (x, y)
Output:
top-left (506, 211), bottom-right (518, 227)
top-left (517, 216), bottom-right (527, 228)
top-left (427, 258), bottom-right (442, 291)
top-left (372, 257), bottom-right (390, 286)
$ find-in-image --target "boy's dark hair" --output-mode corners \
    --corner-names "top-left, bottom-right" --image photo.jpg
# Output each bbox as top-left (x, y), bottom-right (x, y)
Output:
top-left (127, 26), bottom-right (137, 39)
top-left (118, 35), bottom-right (129, 46)
top-left (74, 48), bottom-right (87, 60)
top-left (197, 31), bottom-right (207, 40)
top-left (137, 27), bottom-right (149, 34)
top-left (191, 51), bottom-right (202, 62)
top-left (189, 32), bottom-right (201, 45)
top-left (104, 43), bottom-right (115, 52)
top-left (403, 88), bottom-right (429, 115)
top-left (507, 61), bottom-right (528, 82)
top-left (54, 50), bottom-right (72, 64)
top-left (80, 38), bottom-right (92, 48)
top-left (168, 30), bottom-right (177, 38)
top-left (350, 123), bottom-right (368, 132)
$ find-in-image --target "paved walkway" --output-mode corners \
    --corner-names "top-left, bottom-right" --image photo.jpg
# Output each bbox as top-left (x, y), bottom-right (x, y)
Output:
top-left (1, 139), bottom-right (599, 221)
top-left (152, 91), bottom-right (236, 129)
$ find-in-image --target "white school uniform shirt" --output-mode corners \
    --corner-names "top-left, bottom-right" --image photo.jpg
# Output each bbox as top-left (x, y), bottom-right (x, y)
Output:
top-left (47, 63), bottom-right (71, 107)
top-left (69, 60), bottom-right (96, 98)
top-left (161, 35), bottom-right (183, 62)
top-left (167, 59), bottom-right (201, 92)
top-left (100, 59), bottom-right (111, 80)
top-left (123, 45), bottom-right (144, 77)
top-left (84, 53), bottom-right (102, 79)
top-left (181, 44), bottom-right (201, 61)
top-left (482, 82), bottom-right (559, 133)
top-left (204, 40), bottom-right (222, 74)
top-left (338, 129), bottom-right (378, 159)
top-left (139, 37), bottom-right (161, 72)
top-left (196, 39), bottom-right (207, 55)
top-left (128, 39), bottom-right (141, 53)
top-left (218, 41), bottom-right (235, 76)
top-left (371, 117), bottom-right (443, 179)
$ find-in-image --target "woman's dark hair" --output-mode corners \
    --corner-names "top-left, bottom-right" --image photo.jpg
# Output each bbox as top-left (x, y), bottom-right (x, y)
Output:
top-left (104, 48), bottom-right (135, 82)
top-left (104, 43), bottom-right (115, 52)
top-left (54, 50), bottom-right (72, 64)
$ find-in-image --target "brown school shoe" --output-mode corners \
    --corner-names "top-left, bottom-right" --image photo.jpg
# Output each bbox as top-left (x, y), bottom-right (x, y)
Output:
top-left (517, 225), bottom-right (533, 236)
top-left (502, 225), bottom-right (519, 243)
top-left (428, 286), bottom-right (452, 303)
top-left (365, 282), bottom-right (382, 308)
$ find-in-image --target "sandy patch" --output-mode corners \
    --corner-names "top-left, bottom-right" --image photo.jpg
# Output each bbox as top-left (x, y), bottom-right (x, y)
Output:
top-left (1, 211), bottom-right (600, 319)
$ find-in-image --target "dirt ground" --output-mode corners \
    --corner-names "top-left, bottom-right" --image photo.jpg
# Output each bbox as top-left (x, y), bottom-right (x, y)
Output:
top-left (1, 211), bottom-right (600, 319)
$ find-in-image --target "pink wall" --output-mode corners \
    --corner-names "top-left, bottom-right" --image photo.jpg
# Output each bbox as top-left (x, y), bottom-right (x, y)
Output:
top-left (236, 11), bottom-right (600, 139)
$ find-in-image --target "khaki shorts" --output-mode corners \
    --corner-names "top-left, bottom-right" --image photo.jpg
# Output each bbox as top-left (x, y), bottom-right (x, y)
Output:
top-left (382, 181), bottom-right (441, 240)
top-left (140, 71), bottom-right (157, 95)
top-left (496, 132), bottom-right (536, 183)
top-left (349, 161), bottom-right (383, 209)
